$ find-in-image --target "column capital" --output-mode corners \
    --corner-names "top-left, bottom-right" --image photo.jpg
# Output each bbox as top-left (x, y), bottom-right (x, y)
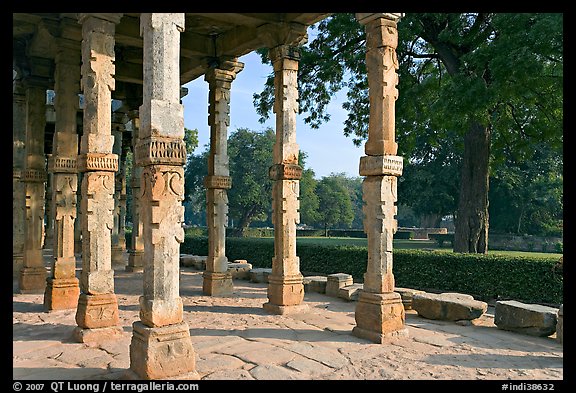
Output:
top-left (204, 59), bottom-right (244, 84)
top-left (356, 13), bottom-right (404, 25)
top-left (77, 13), bottom-right (123, 25)
top-left (258, 22), bottom-right (308, 49)
top-left (269, 45), bottom-right (301, 64)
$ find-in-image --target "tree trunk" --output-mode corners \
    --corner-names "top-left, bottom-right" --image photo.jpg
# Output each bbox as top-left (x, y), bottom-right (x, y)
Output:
top-left (453, 121), bottom-right (491, 253)
top-left (232, 206), bottom-right (256, 237)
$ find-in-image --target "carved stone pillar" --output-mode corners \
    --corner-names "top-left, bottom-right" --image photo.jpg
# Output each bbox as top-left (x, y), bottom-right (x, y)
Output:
top-left (74, 173), bottom-right (83, 254)
top-left (353, 13), bottom-right (407, 343)
top-left (13, 79), bottom-right (27, 277)
top-left (44, 36), bottom-right (81, 311)
top-left (127, 110), bottom-right (144, 272)
top-left (202, 60), bottom-right (243, 296)
top-left (128, 13), bottom-right (197, 380)
top-left (45, 165), bottom-right (54, 248)
top-left (74, 13), bottom-right (123, 343)
top-left (111, 112), bottom-right (128, 267)
top-left (19, 80), bottom-right (48, 294)
top-left (263, 44), bottom-right (307, 315)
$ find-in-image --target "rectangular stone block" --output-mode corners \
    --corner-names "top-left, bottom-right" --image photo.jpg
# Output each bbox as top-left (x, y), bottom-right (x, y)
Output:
top-left (129, 321), bottom-right (197, 380)
top-left (326, 273), bottom-right (353, 297)
top-left (227, 261), bottom-right (253, 280)
top-left (249, 268), bottom-right (272, 283)
top-left (75, 293), bottom-right (119, 329)
top-left (339, 284), bottom-right (364, 301)
top-left (495, 300), bottom-right (558, 337)
top-left (359, 155), bottom-right (403, 177)
top-left (303, 276), bottom-right (327, 294)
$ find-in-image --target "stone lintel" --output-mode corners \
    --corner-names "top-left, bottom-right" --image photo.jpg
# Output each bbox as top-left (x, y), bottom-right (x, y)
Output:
top-left (77, 153), bottom-right (118, 172)
top-left (204, 175), bottom-right (232, 189)
top-left (359, 155), bottom-right (403, 177)
top-left (48, 156), bottom-right (78, 173)
top-left (22, 169), bottom-right (47, 183)
top-left (355, 13), bottom-right (404, 25)
top-left (269, 163), bottom-right (302, 180)
top-left (135, 137), bottom-right (186, 167)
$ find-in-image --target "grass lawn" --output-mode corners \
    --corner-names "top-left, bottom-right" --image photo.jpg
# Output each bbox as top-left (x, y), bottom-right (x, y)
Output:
top-left (294, 236), bottom-right (562, 259)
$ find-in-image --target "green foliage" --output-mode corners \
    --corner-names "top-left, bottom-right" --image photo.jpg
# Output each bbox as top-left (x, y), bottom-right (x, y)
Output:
top-left (315, 174), bottom-right (355, 230)
top-left (182, 236), bottom-right (562, 304)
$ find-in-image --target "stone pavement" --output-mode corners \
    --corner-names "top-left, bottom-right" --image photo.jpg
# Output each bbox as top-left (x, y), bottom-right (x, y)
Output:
top-left (13, 251), bottom-right (563, 381)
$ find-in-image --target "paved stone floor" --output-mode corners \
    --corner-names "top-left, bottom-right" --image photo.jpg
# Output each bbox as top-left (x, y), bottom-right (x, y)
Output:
top-left (13, 250), bottom-right (563, 383)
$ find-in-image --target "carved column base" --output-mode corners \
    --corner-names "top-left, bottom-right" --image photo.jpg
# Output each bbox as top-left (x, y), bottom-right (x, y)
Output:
top-left (111, 247), bottom-right (127, 266)
top-left (75, 293), bottom-right (120, 329)
top-left (202, 271), bottom-right (234, 296)
top-left (73, 325), bottom-right (125, 343)
top-left (128, 321), bottom-right (198, 380)
top-left (353, 291), bottom-right (408, 343)
top-left (263, 274), bottom-right (307, 314)
top-left (44, 277), bottom-right (80, 311)
top-left (126, 251), bottom-right (144, 272)
top-left (13, 254), bottom-right (24, 278)
top-left (19, 267), bottom-right (47, 294)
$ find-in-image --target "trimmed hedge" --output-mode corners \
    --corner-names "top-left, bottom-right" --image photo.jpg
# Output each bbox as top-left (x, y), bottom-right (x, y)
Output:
top-left (182, 236), bottom-right (562, 305)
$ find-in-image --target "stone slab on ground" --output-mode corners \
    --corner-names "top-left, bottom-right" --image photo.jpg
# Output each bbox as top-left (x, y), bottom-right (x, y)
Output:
top-left (180, 255), bottom-right (207, 270)
top-left (326, 273), bottom-right (353, 297)
top-left (228, 261), bottom-right (253, 280)
top-left (338, 284), bottom-right (363, 301)
top-left (412, 292), bottom-right (488, 321)
top-left (395, 287), bottom-right (425, 310)
top-left (303, 275), bottom-right (327, 294)
top-left (495, 300), bottom-right (558, 337)
top-left (249, 268), bottom-right (272, 283)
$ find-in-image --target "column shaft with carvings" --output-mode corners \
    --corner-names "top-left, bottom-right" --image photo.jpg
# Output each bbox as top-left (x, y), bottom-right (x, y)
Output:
top-left (111, 113), bottom-right (128, 266)
top-left (263, 45), bottom-right (307, 315)
top-left (129, 13), bottom-right (197, 380)
top-left (45, 167), bottom-right (54, 248)
top-left (44, 38), bottom-right (81, 311)
top-left (74, 13), bottom-right (123, 343)
top-left (19, 81), bottom-right (48, 293)
top-left (127, 110), bottom-right (144, 272)
top-left (202, 60), bottom-right (243, 296)
top-left (353, 13), bottom-right (407, 343)
top-left (13, 79), bottom-right (27, 277)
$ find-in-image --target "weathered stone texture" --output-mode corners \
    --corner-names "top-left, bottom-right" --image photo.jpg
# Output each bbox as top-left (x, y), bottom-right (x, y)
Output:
top-left (326, 273), bottom-right (354, 297)
top-left (495, 300), bottom-right (558, 337)
top-left (412, 292), bottom-right (487, 321)
top-left (556, 304), bottom-right (563, 343)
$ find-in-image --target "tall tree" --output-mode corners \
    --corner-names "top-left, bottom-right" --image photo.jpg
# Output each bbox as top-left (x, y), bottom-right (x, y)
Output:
top-left (254, 13), bottom-right (563, 253)
top-left (315, 174), bottom-right (355, 235)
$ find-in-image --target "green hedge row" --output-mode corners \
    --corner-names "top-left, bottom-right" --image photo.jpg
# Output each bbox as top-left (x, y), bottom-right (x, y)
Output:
top-left (181, 236), bottom-right (563, 305)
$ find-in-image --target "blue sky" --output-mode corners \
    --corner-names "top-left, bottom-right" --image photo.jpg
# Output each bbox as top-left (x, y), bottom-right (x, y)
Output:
top-left (181, 50), bottom-right (364, 179)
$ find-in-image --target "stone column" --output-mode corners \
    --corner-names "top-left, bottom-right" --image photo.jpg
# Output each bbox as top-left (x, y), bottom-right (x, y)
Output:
top-left (111, 112), bottom-right (128, 267)
top-left (202, 60), bottom-right (244, 296)
top-left (74, 173), bottom-right (83, 254)
top-left (74, 13), bottom-right (123, 343)
top-left (352, 13), bottom-right (407, 343)
top-left (13, 78), bottom-right (27, 278)
top-left (44, 166), bottom-right (54, 249)
top-left (128, 13), bottom-right (197, 380)
top-left (19, 79), bottom-right (49, 294)
top-left (263, 45), bottom-right (308, 315)
top-left (126, 110), bottom-right (144, 272)
top-left (44, 37), bottom-right (81, 311)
